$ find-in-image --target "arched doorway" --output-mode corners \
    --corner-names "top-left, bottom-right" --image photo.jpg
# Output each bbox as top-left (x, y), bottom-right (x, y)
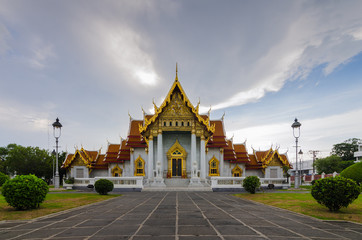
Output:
top-left (167, 140), bottom-right (187, 178)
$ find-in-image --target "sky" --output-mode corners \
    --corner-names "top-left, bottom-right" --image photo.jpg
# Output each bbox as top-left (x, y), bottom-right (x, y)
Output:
top-left (1, 0), bottom-right (362, 164)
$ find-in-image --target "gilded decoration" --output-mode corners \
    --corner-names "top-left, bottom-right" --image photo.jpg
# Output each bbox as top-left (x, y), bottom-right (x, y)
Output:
top-left (232, 165), bottom-right (243, 177)
top-left (268, 156), bottom-right (283, 166)
top-left (261, 150), bottom-right (289, 168)
top-left (167, 140), bottom-right (187, 178)
top-left (139, 76), bottom-right (215, 138)
top-left (73, 156), bottom-right (87, 167)
top-left (134, 156), bottom-right (145, 176)
top-left (112, 165), bottom-right (123, 177)
top-left (209, 156), bottom-right (219, 176)
top-left (63, 149), bottom-right (92, 169)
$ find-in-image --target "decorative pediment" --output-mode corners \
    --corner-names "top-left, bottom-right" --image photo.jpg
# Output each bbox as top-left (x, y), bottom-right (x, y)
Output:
top-left (167, 139), bottom-right (187, 159)
top-left (262, 150), bottom-right (290, 168)
top-left (139, 70), bottom-right (215, 136)
top-left (62, 149), bottom-right (93, 169)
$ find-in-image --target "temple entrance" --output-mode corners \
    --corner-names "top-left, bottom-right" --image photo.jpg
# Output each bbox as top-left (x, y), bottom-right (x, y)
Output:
top-left (172, 158), bottom-right (182, 176)
top-left (167, 140), bottom-right (187, 178)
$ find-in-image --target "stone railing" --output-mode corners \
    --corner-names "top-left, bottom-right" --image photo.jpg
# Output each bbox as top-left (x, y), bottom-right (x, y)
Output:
top-left (63, 177), bottom-right (144, 190)
top-left (290, 172), bottom-right (339, 184)
top-left (209, 177), bottom-right (289, 190)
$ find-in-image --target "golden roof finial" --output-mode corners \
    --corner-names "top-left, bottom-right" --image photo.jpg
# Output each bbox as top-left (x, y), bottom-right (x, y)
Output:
top-left (175, 62), bottom-right (178, 81)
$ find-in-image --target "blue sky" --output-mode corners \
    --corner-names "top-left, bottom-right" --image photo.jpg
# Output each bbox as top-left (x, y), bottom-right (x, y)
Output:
top-left (1, 0), bottom-right (362, 164)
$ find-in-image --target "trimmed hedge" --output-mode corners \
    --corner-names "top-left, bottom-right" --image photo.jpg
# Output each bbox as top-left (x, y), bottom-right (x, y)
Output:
top-left (340, 161), bottom-right (362, 184)
top-left (94, 179), bottom-right (114, 195)
top-left (243, 176), bottom-right (260, 194)
top-left (311, 176), bottom-right (360, 211)
top-left (2, 174), bottom-right (49, 210)
top-left (0, 172), bottom-right (10, 186)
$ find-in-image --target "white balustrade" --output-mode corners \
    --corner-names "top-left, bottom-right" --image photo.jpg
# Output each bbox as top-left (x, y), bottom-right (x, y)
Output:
top-left (210, 177), bottom-right (288, 189)
top-left (65, 177), bottom-right (144, 189)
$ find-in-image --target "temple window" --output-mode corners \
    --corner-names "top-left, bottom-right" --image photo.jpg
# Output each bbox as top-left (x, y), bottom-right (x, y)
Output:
top-left (181, 121), bottom-right (184, 126)
top-left (75, 168), bottom-right (84, 178)
top-left (232, 165), bottom-right (243, 177)
top-left (170, 121), bottom-right (172, 126)
top-left (187, 121), bottom-right (190, 126)
top-left (135, 156), bottom-right (145, 176)
top-left (164, 121), bottom-right (166, 127)
top-left (112, 165), bottom-right (122, 177)
top-left (209, 156), bottom-right (219, 176)
top-left (176, 121), bottom-right (178, 126)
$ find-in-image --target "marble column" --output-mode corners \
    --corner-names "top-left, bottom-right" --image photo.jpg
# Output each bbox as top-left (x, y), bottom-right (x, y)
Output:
top-left (191, 129), bottom-right (196, 176)
top-left (157, 131), bottom-right (163, 178)
top-left (219, 148), bottom-right (224, 176)
top-left (200, 136), bottom-right (206, 179)
top-left (130, 148), bottom-right (134, 176)
top-left (148, 136), bottom-right (154, 179)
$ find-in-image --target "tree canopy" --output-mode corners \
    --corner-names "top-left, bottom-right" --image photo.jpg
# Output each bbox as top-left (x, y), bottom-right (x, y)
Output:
top-left (331, 138), bottom-right (360, 161)
top-left (314, 138), bottom-right (360, 174)
top-left (0, 144), bottom-right (66, 184)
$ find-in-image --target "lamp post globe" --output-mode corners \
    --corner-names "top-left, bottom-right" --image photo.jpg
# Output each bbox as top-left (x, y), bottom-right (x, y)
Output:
top-left (52, 118), bottom-right (62, 189)
top-left (291, 118), bottom-right (301, 189)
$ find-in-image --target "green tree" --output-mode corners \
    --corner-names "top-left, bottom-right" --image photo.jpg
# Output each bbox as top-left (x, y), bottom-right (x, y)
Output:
top-left (331, 138), bottom-right (360, 161)
top-left (314, 155), bottom-right (344, 174)
top-left (0, 144), bottom-right (68, 184)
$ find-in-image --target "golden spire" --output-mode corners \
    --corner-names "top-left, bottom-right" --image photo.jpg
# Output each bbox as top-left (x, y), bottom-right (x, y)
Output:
top-left (175, 62), bottom-right (178, 81)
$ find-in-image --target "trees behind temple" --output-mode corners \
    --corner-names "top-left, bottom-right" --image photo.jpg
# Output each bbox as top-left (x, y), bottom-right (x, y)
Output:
top-left (314, 138), bottom-right (360, 174)
top-left (0, 144), bottom-right (66, 184)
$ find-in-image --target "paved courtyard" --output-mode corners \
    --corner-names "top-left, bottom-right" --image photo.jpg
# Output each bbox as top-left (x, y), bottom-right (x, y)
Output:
top-left (0, 192), bottom-right (361, 239)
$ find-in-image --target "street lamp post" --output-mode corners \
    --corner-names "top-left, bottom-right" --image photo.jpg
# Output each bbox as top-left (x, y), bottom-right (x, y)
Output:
top-left (298, 149), bottom-right (303, 186)
top-left (52, 118), bottom-right (62, 189)
top-left (291, 118), bottom-right (301, 189)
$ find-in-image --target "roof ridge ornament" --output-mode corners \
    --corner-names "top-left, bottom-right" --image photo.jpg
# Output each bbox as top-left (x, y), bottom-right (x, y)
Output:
top-left (175, 62), bottom-right (178, 81)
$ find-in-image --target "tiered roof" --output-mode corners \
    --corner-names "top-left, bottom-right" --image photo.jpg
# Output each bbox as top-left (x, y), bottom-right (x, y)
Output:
top-left (245, 148), bottom-right (291, 170)
top-left (62, 148), bottom-right (106, 169)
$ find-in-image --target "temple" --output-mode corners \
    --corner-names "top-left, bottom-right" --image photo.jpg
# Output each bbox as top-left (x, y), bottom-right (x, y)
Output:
top-left (62, 67), bottom-right (291, 190)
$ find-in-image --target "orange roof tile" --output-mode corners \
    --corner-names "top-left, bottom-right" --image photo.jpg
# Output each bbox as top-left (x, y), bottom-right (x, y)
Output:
top-left (104, 144), bottom-right (122, 163)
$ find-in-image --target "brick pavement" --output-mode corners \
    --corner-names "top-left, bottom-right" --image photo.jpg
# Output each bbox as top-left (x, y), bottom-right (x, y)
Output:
top-left (0, 192), bottom-right (361, 239)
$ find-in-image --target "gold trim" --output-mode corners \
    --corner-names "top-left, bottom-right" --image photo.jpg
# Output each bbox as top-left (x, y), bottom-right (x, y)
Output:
top-left (232, 165), bottom-right (243, 177)
top-left (139, 78), bottom-right (215, 135)
top-left (167, 140), bottom-right (187, 178)
top-left (134, 155), bottom-right (145, 176)
top-left (209, 155), bottom-right (220, 176)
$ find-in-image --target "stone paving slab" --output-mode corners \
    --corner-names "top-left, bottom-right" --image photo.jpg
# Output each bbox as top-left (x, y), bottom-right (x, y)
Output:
top-left (0, 192), bottom-right (361, 239)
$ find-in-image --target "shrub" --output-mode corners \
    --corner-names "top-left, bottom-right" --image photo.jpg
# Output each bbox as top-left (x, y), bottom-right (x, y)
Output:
top-left (2, 174), bottom-right (49, 210)
top-left (311, 176), bottom-right (361, 211)
top-left (64, 177), bottom-right (75, 184)
top-left (340, 161), bottom-right (362, 184)
top-left (243, 176), bottom-right (260, 194)
top-left (0, 172), bottom-right (10, 186)
top-left (94, 179), bottom-right (114, 195)
top-left (311, 180), bottom-right (316, 185)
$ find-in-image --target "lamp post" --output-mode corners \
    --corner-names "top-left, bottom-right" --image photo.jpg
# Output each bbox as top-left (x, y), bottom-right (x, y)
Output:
top-left (291, 118), bottom-right (301, 189)
top-left (298, 149), bottom-right (303, 186)
top-left (51, 150), bottom-right (56, 185)
top-left (52, 118), bottom-right (62, 189)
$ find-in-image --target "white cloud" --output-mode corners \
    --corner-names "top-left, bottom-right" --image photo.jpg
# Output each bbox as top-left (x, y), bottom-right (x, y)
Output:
top-left (28, 41), bottom-right (55, 69)
top-left (228, 108), bottom-right (362, 162)
top-left (0, 100), bottom-right (52, 132)
top-left (0, 23), bottom-right (11, 55)
top-left (202, 2), bottom-right (362, 111)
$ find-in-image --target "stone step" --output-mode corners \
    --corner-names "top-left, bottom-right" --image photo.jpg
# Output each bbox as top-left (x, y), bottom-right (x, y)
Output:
top-left (142, 186), bottom-right (212, 192)
top-left (164, 178), bottom-right (190, 187)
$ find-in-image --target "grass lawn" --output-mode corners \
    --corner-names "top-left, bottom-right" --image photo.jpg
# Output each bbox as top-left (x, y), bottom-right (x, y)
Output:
top-left (0, 193), bottom-right (118, 221)
top-left (235, 192), bottom-right (362, 223)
